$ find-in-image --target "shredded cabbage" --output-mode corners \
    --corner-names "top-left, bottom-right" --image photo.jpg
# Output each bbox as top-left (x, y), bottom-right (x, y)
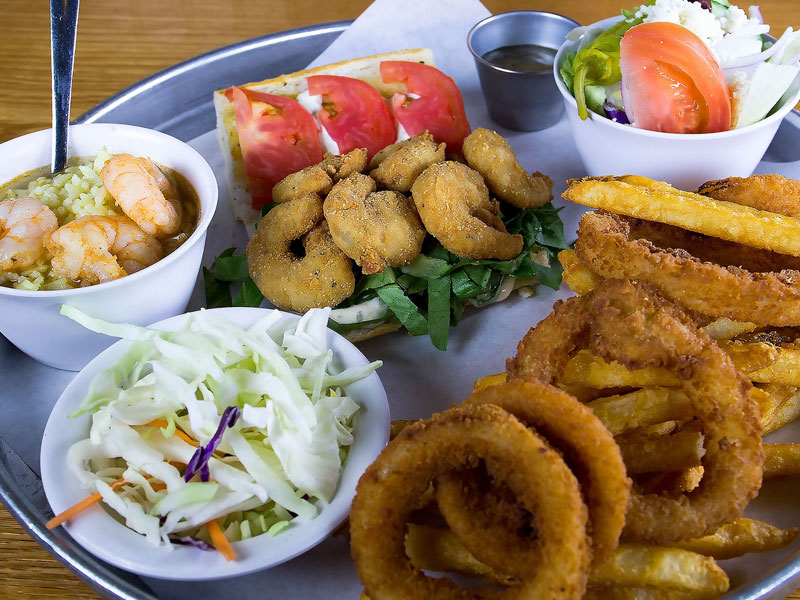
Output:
top-left (61, 306), bottom-right (381, 550)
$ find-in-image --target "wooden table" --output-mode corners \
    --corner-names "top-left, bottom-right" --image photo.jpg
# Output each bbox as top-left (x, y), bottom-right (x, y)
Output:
top-left (0, 0), bottom-right (798, 598)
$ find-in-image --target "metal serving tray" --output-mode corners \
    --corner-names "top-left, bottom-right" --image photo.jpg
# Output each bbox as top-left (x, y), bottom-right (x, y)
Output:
top-left (2, 18), bottom-right (800, 600)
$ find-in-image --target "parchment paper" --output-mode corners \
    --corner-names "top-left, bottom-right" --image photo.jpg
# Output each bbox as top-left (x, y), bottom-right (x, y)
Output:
top-left (2, 0), bottom-right (799, 596)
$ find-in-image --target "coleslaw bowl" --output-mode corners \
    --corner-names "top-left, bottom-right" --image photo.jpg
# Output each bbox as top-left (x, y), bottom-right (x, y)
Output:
top-left (554, 16), bottom-right (800, 190)
top-left (40, 307), bottom-right (390, 580)
top-left (0, 123), bottom-right (218, 370)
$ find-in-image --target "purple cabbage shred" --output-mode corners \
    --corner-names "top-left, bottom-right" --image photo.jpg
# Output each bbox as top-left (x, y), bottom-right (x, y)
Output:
top-left (184, 405), bottom-right (241, 483)
top-left (603, 101), bottom-right (630, 124)
top-left (169, 535), bottom-right (215, 551)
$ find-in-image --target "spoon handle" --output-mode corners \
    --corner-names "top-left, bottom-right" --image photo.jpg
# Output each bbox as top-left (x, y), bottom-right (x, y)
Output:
top-left (50, 0), bottom-right (80, 173)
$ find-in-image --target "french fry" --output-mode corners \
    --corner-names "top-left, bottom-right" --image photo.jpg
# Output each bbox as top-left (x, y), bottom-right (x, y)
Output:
top-left (587, 388), bottom-right (692, 435)
top-left (562, 350), bottom-right (678, 388)
top-left (760, 384), bottom-right (800, 433)
top-left (763, 443), bottom-right (800, 478)
top-left (405, 523), bottom-right (515, 587)
top-left (672, 518), bottom-right (799, 559)
top-left (563, 348), bottom-right (800, 388)
top-left (616, 429), bottom-right (705, 474)
top-left (701, 318), bottom-right (758, 341)
top-left (472, 372), bottom-right (507, 391)
top-left (559, 248), bottom-right (603, 296)
top-left (405, 523), bottom-right (729, 598)
top-left (563, 176), bottom-right (800, 258)
top-left (591, 543), bottom-right (729, 596)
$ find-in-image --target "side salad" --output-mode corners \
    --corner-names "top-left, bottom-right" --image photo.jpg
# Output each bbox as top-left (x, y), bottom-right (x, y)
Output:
top-left (204, 202), bottom-right (569, 351)
top-left (48, 306), bottom-right (381, 561)
top-left (559, 0), bottom-right (800, 133)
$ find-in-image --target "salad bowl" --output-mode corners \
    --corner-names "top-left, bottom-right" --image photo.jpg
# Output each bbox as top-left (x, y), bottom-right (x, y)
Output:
top-left (39, 307), bottom-right (390, 580)
top-left (554, 15), bottom-right (800, 191)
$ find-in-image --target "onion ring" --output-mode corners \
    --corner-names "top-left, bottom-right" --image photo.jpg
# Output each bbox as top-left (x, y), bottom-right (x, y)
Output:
top-left (435, 380), bottom-right (629, 573)
top-left (349, 403), bottom-right (590, 599)
top-left (506, 278), bottom-right (764, 543)
top-left (574, 210), bottom-right (800, 327)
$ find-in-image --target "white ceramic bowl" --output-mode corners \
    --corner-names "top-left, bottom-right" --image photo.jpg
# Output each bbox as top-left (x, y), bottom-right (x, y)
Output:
top-left (40, 307), bottom-right (390, 580)
top-left (0, 123), bottom-right (218, 370)
top-left (554, 16), bottom-right (800, 190)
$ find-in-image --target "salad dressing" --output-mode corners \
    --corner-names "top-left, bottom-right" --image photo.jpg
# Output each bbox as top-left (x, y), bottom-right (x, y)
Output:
top-left (482, 44), bottom-right (557, 73)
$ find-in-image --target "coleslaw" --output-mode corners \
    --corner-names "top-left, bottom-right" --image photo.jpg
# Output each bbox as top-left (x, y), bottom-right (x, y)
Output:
top-left (56, 306), bottom-right (381, 557)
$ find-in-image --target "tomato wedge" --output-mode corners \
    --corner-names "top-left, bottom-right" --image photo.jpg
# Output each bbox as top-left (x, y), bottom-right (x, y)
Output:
top-left (380, 61), bottom-right (471, 154)
top-left (307, 75), bottom-right (396, 160)
top-left (619, 22), bottom-right (731, 134)
top-left (227, 87), bottom-right (323, 209)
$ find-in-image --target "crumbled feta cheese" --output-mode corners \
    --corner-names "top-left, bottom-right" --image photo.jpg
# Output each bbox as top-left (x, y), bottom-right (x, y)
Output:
top-left (634, 0), bottom-right (724, 49)
top-left (633, 0), bottom-right (769, 65)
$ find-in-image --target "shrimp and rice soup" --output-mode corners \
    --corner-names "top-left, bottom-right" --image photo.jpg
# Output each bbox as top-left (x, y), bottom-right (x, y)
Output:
top-left (0, 151), bottom-right (198, 290)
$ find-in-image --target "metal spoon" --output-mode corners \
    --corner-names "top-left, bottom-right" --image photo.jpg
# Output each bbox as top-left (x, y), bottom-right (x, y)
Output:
top-left (50, 0), bottom-right (80, 173)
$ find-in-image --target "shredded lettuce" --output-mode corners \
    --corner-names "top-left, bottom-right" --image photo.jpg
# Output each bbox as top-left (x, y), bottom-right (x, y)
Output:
top-left (63, 306), bottom-right (381, 550)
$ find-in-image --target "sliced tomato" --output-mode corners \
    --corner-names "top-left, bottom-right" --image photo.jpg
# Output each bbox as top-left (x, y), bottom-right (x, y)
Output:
top-left (619, 22), bottom-right (731, 134)
top-left (380, 61), bottom-right (471, 154)
top-left (307, 75), bottom-right (396, 160)
top-left (226, 87), bottom-right (323, 209)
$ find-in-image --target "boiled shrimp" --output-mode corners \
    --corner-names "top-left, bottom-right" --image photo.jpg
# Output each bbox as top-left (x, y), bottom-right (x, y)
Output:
top-left (411, 161), bottom-right (523, 260)
top-left (246, 194), bottom-right (354, 312)
top-left (46, 215), bottom-right (163, 285)
top-left (463, 128), bottom-right (553, 209)
top-left (100, 154), bottom-right (182, 237)
top-left (324, 173), bottom-right (425, 274)
top-left (0, 196), bottom-right (59, 272)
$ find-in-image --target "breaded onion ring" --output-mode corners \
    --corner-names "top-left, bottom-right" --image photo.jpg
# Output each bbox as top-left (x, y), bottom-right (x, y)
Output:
top-left (411, 161), bottom-right (523, 260)
top-left (463, 128), bottom-right (553, 209)
top-left (324, 173), bottom-right (425, 274)
top-left (436, 380), bottom-right (630, 572)
top-left (350, 403), bottom-right (591, 599)
top-left (698, 174), bottom-right (800, 218)
top-left (507, 279), bottom-right (763, 544)
top-left (246, 194), bottom-right (354, 312)
top-left (575, 210), bottom-right (800, 327)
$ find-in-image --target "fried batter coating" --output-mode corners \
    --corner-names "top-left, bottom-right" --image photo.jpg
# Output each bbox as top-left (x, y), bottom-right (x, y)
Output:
top-left (368, 131), bottom-right (445, 192)
top-left (698, 174), bottom-right (800, 218)
top-left (271, 148), bottom-right (368, 203)
top-left (246, 194), bottom-right (354, 312)
top-left (411, 161), bottom-right (523, 260)
top-left (463, 127), bottom-right (553, 209)
top-left (324, 173), bottom-right (425, 275)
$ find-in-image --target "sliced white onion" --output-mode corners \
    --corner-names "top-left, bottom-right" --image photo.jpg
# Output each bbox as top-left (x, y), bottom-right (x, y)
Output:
top-left (748, 6), bottom-right (763, 25)
top-left (721, 27), bottom-right (794, 70)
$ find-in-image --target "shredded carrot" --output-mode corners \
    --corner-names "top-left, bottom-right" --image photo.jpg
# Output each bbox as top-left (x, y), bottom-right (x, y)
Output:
top-left (46, 478), bottom-right (127, 530)
top-left (206, 518), bottom-right (236, 562)
top-left (147, 419), bottom-right (199, 447)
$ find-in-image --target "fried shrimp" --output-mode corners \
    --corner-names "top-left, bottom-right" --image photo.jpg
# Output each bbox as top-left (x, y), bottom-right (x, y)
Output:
top-left (100, 154), bottom-right (182, 238)
top-left (368, 131), bottom-right (445, 193)
top-left (271, 148), bottom-right (368, 203)
top-left (324, 173), bottom-right (425, 274)
top-left (411, 161), bottom-right (523, 260)
top-left (46, 215), bottom-right (163, 285)
top-left (463, 128), bottom-right (553, 209)
top-left (0, 197), bottom-right (58, 272)
top-left (247, 194), bottom-right (355, 312)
